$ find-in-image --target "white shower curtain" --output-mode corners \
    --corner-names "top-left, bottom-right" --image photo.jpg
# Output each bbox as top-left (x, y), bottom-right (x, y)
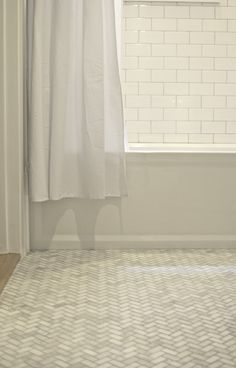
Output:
top-left (28, 0), bottom-right (127, 201)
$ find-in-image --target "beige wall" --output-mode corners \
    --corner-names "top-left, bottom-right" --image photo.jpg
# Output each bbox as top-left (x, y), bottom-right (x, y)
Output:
top-left (2, 1), bottom-right (235, 252)
top-left (30, 152), bottom-right (236, 250)
top-left (0, 0), bottom-right (7, 252)
top-left (0, 0), bottom-right (28, 255)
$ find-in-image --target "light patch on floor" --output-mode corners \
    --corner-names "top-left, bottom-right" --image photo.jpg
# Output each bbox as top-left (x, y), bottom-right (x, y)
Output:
top-left (0, 250), bottom-right (236, 368)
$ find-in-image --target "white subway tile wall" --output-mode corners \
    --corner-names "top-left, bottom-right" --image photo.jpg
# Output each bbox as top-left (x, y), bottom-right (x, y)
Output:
top-left (123, 1), bottom-right (236, 146)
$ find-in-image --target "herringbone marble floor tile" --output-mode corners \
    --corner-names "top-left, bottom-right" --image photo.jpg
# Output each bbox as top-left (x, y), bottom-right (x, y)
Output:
top-left (0, 250), bottom-right (236, 368)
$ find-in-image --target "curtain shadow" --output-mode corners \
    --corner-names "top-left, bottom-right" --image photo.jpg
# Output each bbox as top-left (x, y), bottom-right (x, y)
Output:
top-left (30, 198), bottom-right (124, 250)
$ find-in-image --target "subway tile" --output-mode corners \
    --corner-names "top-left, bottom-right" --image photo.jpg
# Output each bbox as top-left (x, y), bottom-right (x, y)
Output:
top-left (126, 69), bottom-right (151, 82)
top-left (227, 96), bottom-right (236, 107)
top-left (215, 32), bottom-right (236, 45)
top-left (214, 109), bottom-right (236, 121)
top-left (126, 96), bottom-right (151, 108)
top-left (127, 121), bottom-right (151, 133)
top-left (177, 45), bottom-right (202, 57)
top-left (124, 5), bottom-right (139, 18)
top-left (214, 134), bottom-right (236, 143)
top-left (190, 6), bottom-right (215, 19)
top-left (219, 0), bottom-right (228, 6)
top-left (202, 121), bottom-right (226, 133)
top-left (124, 108), bottom-right (138, 121)
top-left (177, 96), bottom-right (201, 108)
top-left (152, 70), bottom-right (176, 82)
top-left (202, 71), bottom-right (226, 83)
top-left (190, 32), bottom-right (214, 44)
top-left (203, 20), bottom-right (227, 32)
top-left (164, 108), bottom-right (188, 121)
top-left (124, 31), bottom-right (139, 44)
top-left (165, 57), bottom-right (189, 69)
top-left (228, 46), bottom-right (236, 57)
top-left (228, 0), bottom-right (236, 6)
top-left (228, 20), bottom-right (236, 32)
top-left (139, 83), bottom-right (163, 95)
top-left (152, 44), bottom-right (176, 56)
top-left (165, 32), bottom-right (189, 44)
top-left (126, 18), bottom-right (151, 31)
top-left (123, 3), bottom-right (236, 146)
top-left (202, 96), bottom-right (226, 108)
top-left (122, 82), bottom-right (139, 95)
top-left (122, 57), bottom-right (138, 70)
top-left (228, 71), bottom-right (236, 83)
top-left (189, 134), bottom-right (214, 143)
top-left (216, 7), bottom-right (236, 19)
top-left (215, 58), bottom-right (236, 70)
top-left (152, 19), bottom-right (177, 31)
top-left (165, 6), bottom-right (190, 19)
top-left (189, 109), bottom-right (213, 121)
top-left (202, 45), bottom-right (227, 57)
top-left (126, 44), bottom-right (151, 57)
top-left (128, 133), bottom-right (139, 142)
top-left (215, 84), bottom-right (236, 95)
top-left (176, 121), bottom-right (201, 133)
top-left (139, 133), bottom-right (163, 143)
top-left (164, 134), bottom-right (189, 143)
top-left (165, 83), bottom-right (189, 95)
top-left (152, 121), bottom-right (176, 133)
top-left (189, 58), bottom-right (214, 70)
top-left (177, 70), bottom-right (202, 82)
top-left (177, 19), bottom-right (202, 31)
top-left (226, 122), bottom-right (236, 133)
top-left (139, 108), bottom-right (163, 120)
top-left (140, 31), bottom-right (164, 44)
top-left (139, 57), bottom-right (164, 69)
top-left (152, 96), bottom-right (176, 108)
top-left (189, 83), bottom-right (214, 95)
top-left (140, 5), bottom-right (164, 18)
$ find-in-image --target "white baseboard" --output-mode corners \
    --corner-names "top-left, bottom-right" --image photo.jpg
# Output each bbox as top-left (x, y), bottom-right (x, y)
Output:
top-left (31, 234), bottom-right (236, 251)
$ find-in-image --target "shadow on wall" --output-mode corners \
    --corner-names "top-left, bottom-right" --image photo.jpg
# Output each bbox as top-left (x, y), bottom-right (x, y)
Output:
top-left (30, 198), bottom-right (124, 250)
top-left (29, 154), bottom-right (236, 251)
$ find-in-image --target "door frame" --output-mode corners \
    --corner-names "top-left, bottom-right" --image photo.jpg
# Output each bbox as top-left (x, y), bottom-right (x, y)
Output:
top-left (1, 0), bottom-right (30, 256)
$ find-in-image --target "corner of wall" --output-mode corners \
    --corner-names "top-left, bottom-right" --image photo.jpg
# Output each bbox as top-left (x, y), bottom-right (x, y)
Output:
top-left (0, 0), bottom-right (29, 256)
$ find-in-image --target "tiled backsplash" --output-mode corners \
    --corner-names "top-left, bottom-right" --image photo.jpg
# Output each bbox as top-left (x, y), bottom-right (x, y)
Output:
top-left (122, 1), bottom-right (236, 146)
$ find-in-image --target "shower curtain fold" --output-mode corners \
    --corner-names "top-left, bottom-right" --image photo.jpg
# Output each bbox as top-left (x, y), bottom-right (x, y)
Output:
top-left (28, 0), bottom-right (127, 201)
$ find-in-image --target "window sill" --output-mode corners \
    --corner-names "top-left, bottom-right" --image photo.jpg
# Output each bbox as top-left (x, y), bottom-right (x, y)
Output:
top-left (126, 144), bottom-right (236, 154)
top-left (126, 0), bottom-right (219, 3)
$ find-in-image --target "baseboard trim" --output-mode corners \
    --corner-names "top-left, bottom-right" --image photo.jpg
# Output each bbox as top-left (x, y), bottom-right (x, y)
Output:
top-left (31, 234), bottom-right (236, 250)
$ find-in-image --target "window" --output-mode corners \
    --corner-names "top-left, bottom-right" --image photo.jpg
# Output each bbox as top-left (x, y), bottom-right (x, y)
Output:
top-left (123, 2), bottom-right (236, 149)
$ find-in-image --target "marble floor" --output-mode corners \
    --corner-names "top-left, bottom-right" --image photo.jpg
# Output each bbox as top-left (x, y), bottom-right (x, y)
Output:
top-left (0, 250), bottom-right (236, 368)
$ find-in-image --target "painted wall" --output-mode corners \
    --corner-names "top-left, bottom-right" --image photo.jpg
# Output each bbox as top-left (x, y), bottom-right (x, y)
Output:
top-left (26, 1), bottom-right (236, 250)
top-left (123, 1), bottom-right (236, 147)
top-left (1, 0), bottom-right (235, 253)
top-left (0, 0), bottom-right (28, 255)
top-left (30, 153), bottom-right (236, 250)
top-left (0, 0), bottom-right (7, 253)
